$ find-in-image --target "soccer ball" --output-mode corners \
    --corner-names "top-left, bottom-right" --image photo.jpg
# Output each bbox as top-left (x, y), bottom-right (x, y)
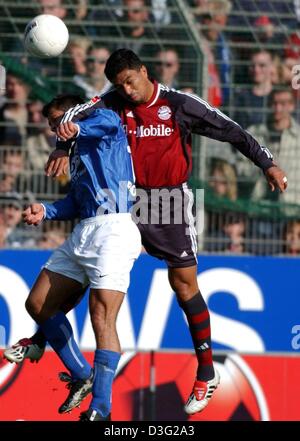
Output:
top-left (24, 14), bottom-right (69, 58)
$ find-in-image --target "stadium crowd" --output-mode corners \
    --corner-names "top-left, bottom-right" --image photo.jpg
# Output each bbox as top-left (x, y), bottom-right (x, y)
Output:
top-left (0, 0), bottom-right (300, 253)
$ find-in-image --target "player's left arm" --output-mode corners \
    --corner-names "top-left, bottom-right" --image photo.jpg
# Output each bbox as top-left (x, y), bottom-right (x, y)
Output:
top-left (42, 192), bottom-right (79, 221)
top-left (75, 109), bottom-right (120, 140)
top-left (55, 109), bottom-right (119, 141)
top-left (180, 94), bottom-right (287, 192)
top-left (45, 97), bottom-right (106, 176)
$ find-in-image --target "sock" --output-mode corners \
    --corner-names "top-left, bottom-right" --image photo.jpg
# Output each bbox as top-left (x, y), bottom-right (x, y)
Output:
top-left (90, 349), bottom-right (121, 417)
top-left (40, 311), bottom-right (91, 381)
top-left (179, 292), bottom-right (214, 381)
top-left (30, 327), bottom-right (47, 348)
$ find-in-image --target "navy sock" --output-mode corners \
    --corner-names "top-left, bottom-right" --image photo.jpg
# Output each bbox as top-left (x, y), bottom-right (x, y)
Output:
top-left (40, 311), bottom-right (91, 381)
top-left (90, 349), bottom-right (121, 417)
top-left (179, 292), bottom-right (214, 381)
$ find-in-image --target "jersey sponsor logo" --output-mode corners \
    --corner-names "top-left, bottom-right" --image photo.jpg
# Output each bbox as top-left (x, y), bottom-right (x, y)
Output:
top-left (124, 124), bottom-right (173, 138)
top-left (157, 106), bottom-right (172, 121)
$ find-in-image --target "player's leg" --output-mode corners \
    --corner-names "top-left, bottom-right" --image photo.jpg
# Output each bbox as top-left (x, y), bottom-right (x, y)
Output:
top-left (137, 183), bottom-right (219, 414)
top-left (168, 265), bottom-right (219, 412)
top-left (79, 288), bottom-right (124, 421)
top-left (79, 214), bottom-right (141, 421)
top-left (168, 265), bottom-right (215, 381)
top-left (4, 285), bottom-right (88, 364)
top-left (25, 269), bottom-right (91, 376)
top-left (28, 268), bottom-right (94, 413)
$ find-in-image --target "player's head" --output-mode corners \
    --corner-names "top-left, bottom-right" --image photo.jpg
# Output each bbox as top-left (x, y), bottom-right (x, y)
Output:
top-left (104, 48), bottom-right (153, 104)
top-left (42, 94), bottom-right (84, 130)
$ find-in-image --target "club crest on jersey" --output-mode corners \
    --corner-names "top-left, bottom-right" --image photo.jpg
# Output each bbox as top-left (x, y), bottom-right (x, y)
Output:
top-left (158, 106), bottom-right (171, 121)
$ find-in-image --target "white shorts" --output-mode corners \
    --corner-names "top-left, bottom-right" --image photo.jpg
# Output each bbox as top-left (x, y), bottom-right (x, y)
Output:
top-left (44, 213), bottom-right (141, 292)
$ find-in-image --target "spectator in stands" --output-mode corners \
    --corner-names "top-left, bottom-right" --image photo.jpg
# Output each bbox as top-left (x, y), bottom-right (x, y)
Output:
top-left (247, 88), bottom-right (300, 205)
top-left (73, 45), bottom-right (111, 99)
top-left (25, 100), bottom-right (56, 170)
top-left (121, 0), bottom-right (160, 57)
top-left (154, 48), bottom-right (180, 89)
top-left (205, 211), bottom-right (246, 254)
top-left (283, 32), bottom-right (300, 89)
top-left (228, 1), bottom-right (297, 30)
top-left (285, 220), bottom-right (300, 255)
top-left (196, 0), bottom-right (232, 106)
top-left (0, 192), bottom-right (24, 248)
top-left (194, 33), bottom-right (221, 106)
top-left (209, 159), bottom-right (237, 201)
top-left (233, 49), bottom-right (273, 128)
top-left (86, 0), bottom-right (123, 40)
top-left (271, 55), bottom-right (288, 86)
top-left (253, 16), bottom-right (284, 53)
top-left (151, 0), bottom-right (171, 30)
top-left (37, 224), bottom-right (67, 249)
top-left (206, 161), bottom-right (244, 253)
top-left (25, 100), bottom-right (69, 195)
top-left (39, 0), bottom-right (67, 19)
top-left (191, 0), bottom-right (209, 14)
top-left (0, 149), bottom-right (24, 193)
top-left (66, 37), bottom-right (92, 77)
top-left (75, 0), bottom-right (88, 20)
top-left (0, 216), bottom-right (6, 247)
top-left (223, 213), bottom-right (246, 254)
top-left (0, 73), bottom-right (30, 141)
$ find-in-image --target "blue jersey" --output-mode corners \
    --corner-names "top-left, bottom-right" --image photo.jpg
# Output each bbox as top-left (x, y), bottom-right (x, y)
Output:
top-left (43, 109), bottom-right (135, 220)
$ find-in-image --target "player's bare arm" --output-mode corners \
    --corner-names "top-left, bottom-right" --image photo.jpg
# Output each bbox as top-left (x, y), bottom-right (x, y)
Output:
top-left (265, 165), bottom-right (288, 193)
top-left (22, 204), bottom-right (45, 226)
top-left (45, 121), bottom-right (78, 177)
top-left (56, 121), bottom-right (78, 141)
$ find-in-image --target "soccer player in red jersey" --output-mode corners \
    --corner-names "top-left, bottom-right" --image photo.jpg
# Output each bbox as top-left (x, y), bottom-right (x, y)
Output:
top-left (6, 49), bottom-right (288, 416)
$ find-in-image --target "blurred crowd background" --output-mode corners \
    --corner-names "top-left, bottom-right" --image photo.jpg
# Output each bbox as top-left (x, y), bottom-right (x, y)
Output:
top-left (1, 0), bottom-right (300, 254)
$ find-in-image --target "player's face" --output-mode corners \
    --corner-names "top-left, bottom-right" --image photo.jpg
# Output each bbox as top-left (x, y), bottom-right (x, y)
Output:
top-left (48, 108), bottom-right (65, 132)
top-left (113, 66), bottom-right (153, 104)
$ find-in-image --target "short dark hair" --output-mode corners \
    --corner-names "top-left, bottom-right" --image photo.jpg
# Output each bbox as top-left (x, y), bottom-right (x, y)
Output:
top-left (269, 86), bottom-right (295, 104)
top-left (104, 49), bottom-right (143, 82)
top-left (42, 94), bottom-right (84, 118)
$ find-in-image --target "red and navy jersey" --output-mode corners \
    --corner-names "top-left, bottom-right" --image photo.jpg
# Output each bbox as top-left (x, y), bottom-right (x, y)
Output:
top-left (60, 81), bottom-right (274, 188)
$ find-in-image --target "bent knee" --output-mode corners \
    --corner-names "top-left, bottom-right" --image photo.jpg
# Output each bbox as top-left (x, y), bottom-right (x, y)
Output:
top-left (25, 296), bottom-right (41, 319)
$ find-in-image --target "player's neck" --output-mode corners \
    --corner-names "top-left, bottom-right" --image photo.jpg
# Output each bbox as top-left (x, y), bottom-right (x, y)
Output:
top-left (143, 80), bottom-right (155, 103)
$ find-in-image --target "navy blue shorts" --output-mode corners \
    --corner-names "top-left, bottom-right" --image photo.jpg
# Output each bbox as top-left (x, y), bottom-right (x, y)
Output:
top-left (133, 183), bottom-right (198, 268)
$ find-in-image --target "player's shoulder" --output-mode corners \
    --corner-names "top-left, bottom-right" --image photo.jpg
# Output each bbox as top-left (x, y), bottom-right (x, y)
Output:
top-left (159, 84), bottom-right (187, 106)
top-left (159, 84), bottom-right (206, 108)
top-left (101, 88), bottom-right (126, 111)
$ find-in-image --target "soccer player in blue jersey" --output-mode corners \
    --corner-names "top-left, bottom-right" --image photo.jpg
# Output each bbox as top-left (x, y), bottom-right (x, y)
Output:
top-left (10, 95), bottom-right (141, 421)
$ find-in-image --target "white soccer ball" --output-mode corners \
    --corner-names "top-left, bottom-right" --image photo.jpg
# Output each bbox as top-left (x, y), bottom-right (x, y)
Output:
top-left (24, 14), bottom-right (69, 58)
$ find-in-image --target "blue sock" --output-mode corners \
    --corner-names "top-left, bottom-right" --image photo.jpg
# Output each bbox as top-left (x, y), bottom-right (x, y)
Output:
top-left (90, 349), bottom-right (121, 417)
top-left (40, 311), bottom-right (91, 381)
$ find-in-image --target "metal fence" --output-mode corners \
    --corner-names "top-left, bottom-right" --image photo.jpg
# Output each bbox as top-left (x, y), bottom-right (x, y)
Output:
top-left (0, 0), bottom-right (300, 254)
